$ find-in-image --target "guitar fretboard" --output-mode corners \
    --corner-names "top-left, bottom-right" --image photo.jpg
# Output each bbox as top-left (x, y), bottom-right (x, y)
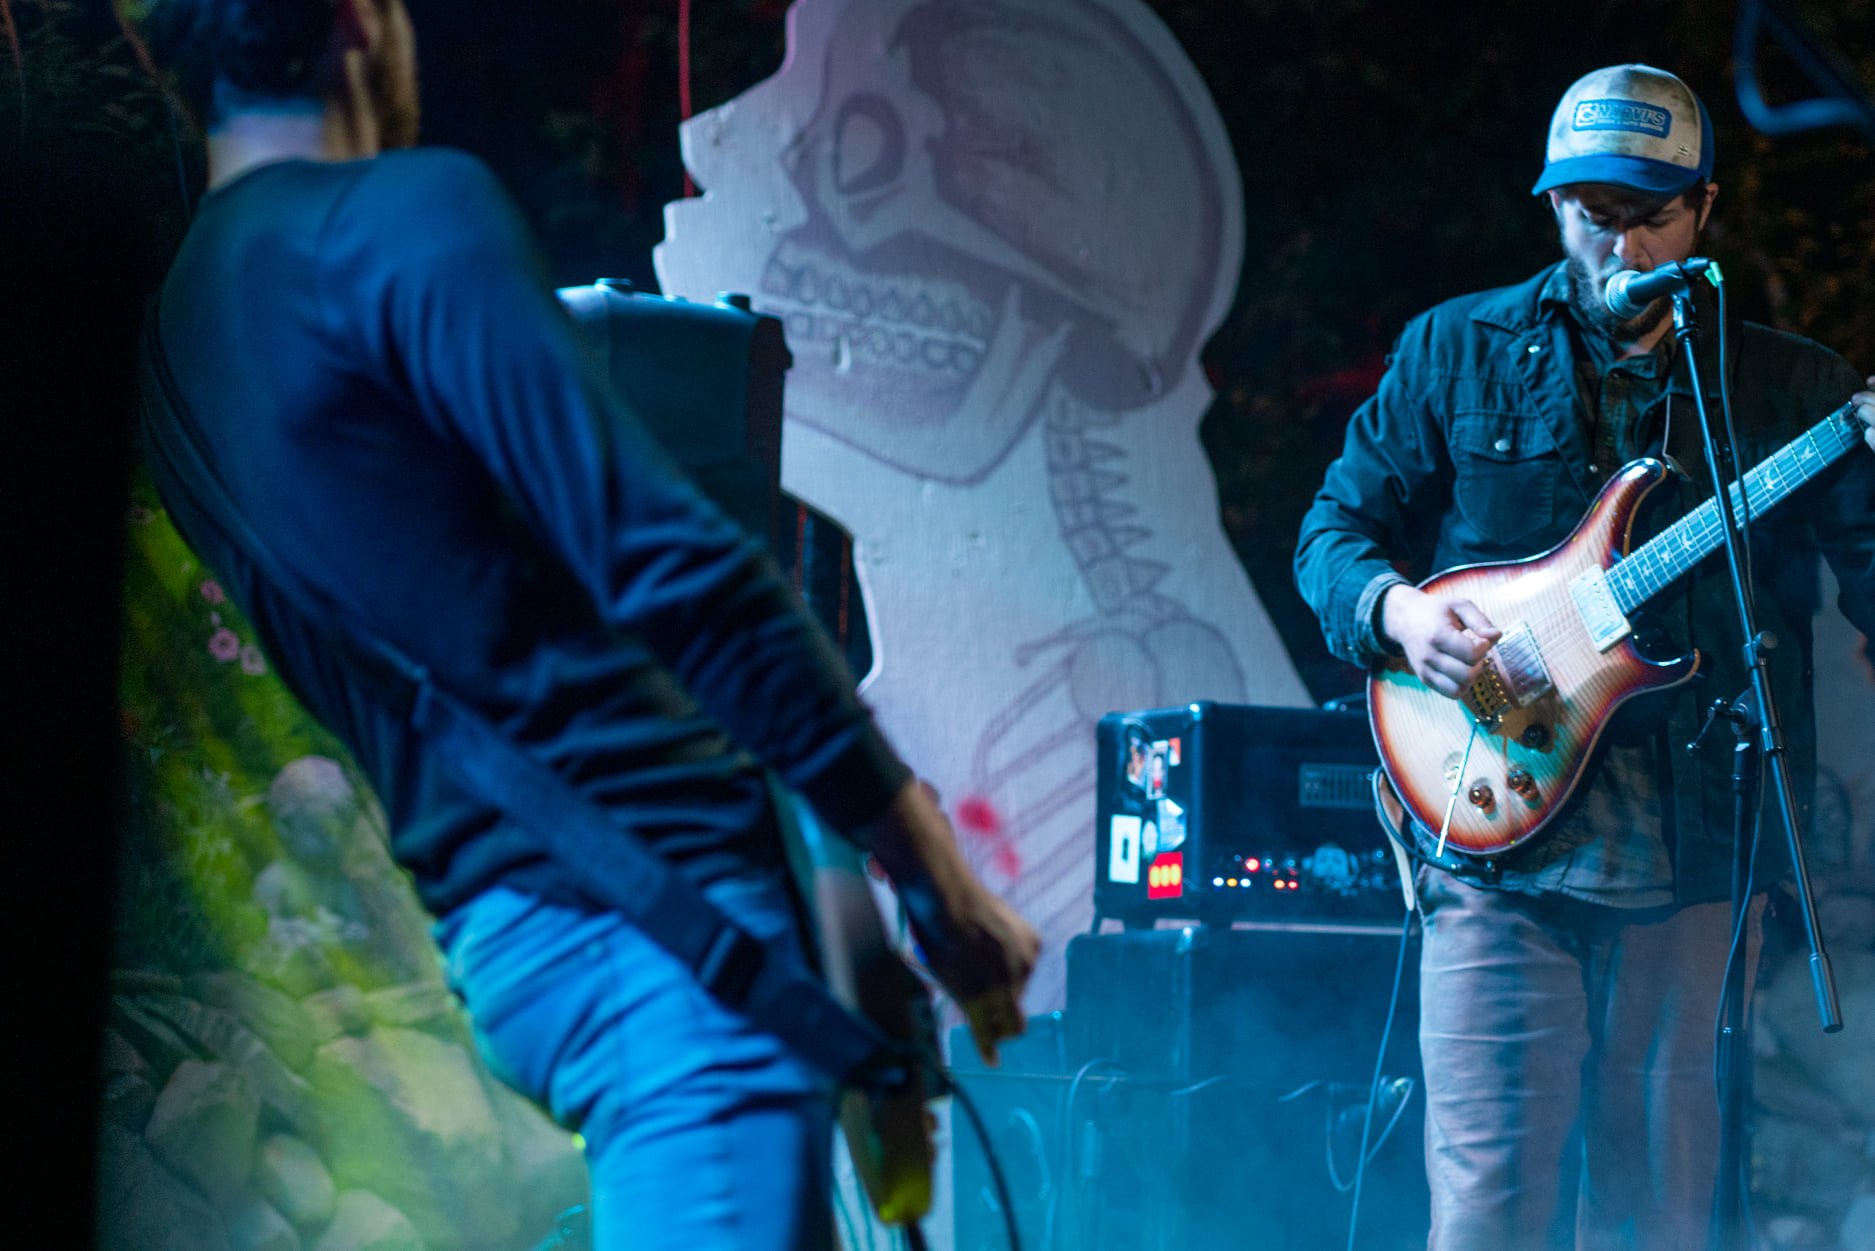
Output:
top-left (1608, 404), bottom-right (1862, 614)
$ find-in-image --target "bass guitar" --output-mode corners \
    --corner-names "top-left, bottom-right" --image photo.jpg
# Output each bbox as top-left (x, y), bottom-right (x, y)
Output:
top-left (1370, 401), bottom-right (1866, 859)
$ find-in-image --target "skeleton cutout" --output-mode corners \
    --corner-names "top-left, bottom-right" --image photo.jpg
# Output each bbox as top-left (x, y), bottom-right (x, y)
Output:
top-left (657, 0), bottom-right (1309, 1021)
top-left (761, 0), bottom-right (1224, 483)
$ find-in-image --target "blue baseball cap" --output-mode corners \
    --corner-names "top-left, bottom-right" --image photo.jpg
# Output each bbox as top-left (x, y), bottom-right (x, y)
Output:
top-left (1533, 65), bottom-right (1714, 196)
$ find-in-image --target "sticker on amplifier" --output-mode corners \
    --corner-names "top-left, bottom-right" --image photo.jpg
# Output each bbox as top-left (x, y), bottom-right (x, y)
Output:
top-left (1145, 741), bottom-right (1169, 799)
top-left (1108, 813), bottom-right (1142, 884)
top-left (1122, 721), bottom-right (1151, 794)
top-left (1147, 851), bottom-right (1184, 899)
top-left (1157, 797), bottom-right (1186, 852)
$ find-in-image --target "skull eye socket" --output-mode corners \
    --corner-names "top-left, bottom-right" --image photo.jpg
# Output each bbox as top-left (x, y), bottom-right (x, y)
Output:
top-left (833, 93), bottom-right (906, 198)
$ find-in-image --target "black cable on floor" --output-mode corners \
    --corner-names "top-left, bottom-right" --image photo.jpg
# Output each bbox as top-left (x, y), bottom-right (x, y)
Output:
top-left (1347, 907), bottom-right (1416, 1251)
top-left (928, 1052), bottom-right (1024, 1251)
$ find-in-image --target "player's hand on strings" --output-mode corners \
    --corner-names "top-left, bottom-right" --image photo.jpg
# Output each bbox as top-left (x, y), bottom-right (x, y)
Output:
top-left (1853, 377), bottom-right (1875, 454)
top-left (861, 779), bottom-right (1040, 1066)
top-left (1380, 583), bottom-right (1502, 700)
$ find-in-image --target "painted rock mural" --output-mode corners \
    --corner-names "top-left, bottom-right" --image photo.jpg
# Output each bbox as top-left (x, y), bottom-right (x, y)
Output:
top-left (105, 477), bottom-right (588, 1251)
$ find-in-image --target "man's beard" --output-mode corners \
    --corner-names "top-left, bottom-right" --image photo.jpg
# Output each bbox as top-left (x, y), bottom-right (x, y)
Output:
top-left (1565, 254), bottom-right (1672, 344)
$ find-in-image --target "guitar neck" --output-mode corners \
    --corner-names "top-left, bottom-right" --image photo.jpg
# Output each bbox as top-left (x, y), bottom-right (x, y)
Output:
top-left (1608, 403), bottom-right (1863, 614)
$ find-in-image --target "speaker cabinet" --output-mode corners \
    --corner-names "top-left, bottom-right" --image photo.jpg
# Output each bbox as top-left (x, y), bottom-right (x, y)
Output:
top-left (950, 1018), bottom-right (1188, 1251)
top-left (952, 929), bottom-right (1430, 1249)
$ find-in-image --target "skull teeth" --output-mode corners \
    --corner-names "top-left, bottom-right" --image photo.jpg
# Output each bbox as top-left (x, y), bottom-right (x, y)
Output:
top-left (760, 242), bottom-right (993, 377)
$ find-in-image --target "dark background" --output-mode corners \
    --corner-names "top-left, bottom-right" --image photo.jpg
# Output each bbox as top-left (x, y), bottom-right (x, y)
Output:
top-left (400, 0), bottom-right (1875, 699)
top-left (3, 0), bottom-right (1870, 1241)
top-left (404, 0), bottom-right (1875, 700)
top-left (15, 0), bottom-right (1869, 697)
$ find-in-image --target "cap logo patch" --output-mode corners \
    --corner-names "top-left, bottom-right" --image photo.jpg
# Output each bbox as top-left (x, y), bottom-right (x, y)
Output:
top-left (1571, 98), bottom-right (1672, 138)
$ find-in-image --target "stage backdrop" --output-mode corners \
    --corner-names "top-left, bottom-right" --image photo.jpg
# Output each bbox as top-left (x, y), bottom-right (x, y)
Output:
top-left (104, 479), bottom-right (588, 1251)
top-left (655, 0), bottom-right (1311, 1018)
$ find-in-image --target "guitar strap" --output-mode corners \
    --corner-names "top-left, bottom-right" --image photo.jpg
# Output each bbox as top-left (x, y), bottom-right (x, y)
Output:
top-left (136, 305), bottom-right (903, 1094)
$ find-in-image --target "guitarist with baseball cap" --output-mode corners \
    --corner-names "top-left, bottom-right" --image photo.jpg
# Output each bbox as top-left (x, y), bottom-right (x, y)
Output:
top-left (1297, 64), bottom-right (1875, 1250)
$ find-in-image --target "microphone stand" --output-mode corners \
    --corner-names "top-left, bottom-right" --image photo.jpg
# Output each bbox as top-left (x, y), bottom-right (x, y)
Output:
top-left (1696, 692), bottom-right (1759, 1251)
top-left (1669, 289), bottom-right (1844, 1251)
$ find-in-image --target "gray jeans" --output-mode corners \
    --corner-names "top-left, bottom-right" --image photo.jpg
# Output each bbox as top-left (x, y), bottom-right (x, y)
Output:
top-left (1417, 868), bottom-right (1762, 1251)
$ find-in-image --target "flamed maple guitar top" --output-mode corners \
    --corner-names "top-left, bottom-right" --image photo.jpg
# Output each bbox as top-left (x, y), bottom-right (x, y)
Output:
top-left (1369, 403), bottom-right (1864, 858)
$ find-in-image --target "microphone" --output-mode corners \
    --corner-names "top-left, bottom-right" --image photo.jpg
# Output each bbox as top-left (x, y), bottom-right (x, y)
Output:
top-left (1604, 259), bottom-right (1712, 319)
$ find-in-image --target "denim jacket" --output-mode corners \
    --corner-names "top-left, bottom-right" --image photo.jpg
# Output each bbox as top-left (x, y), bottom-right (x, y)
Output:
top-left (1296, 262), bottom-right (1875, 902)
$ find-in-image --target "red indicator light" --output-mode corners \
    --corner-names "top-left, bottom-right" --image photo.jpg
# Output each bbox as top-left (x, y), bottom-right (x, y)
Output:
top-left (1246, 858), bottom-right (1261, 872)
top-left (1147, 852), bottom-right (1184, 900)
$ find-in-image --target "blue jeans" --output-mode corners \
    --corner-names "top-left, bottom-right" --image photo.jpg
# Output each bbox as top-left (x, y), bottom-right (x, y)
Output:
top-left (437, 873), bottom-right (834, 1251)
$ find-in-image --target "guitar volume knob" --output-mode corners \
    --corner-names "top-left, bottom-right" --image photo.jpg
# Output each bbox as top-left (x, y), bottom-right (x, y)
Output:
top-left (1520, 723), bottom-right (1552, 750)
top-left (1506, 767), bottom-right (1538, 800)
top-left (1468, 782), bottom-right (1496, 813)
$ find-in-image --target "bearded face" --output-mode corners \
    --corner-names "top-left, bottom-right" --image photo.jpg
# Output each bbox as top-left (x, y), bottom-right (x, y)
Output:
top-left (1563, 251), bottom-right (1671, 342)
top-left (1550, 181), bottom-right (1711, 343)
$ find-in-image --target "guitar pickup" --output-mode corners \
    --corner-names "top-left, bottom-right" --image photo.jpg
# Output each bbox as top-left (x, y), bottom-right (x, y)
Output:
top-left (1491, 622), bottom-right (1553, 705)
top-left (1569, 567), bottom-right (1632, 651)
top-left (1464, 621), bottom-right (1552, 726)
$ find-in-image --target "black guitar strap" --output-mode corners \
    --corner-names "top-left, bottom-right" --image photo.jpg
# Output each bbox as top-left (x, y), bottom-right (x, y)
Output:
top-left (136, 305), bottom-right (901, 1093)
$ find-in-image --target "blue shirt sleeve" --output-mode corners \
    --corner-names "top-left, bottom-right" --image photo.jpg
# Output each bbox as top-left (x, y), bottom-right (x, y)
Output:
top-left (328, 149), bottom-right (907, 835)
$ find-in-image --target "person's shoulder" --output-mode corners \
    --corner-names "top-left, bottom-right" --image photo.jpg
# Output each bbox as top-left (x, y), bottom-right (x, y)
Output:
top-left (1421, 268), bottom-right (1552, 332)
top-left (326, 147), bottom-right (532, 276)
top-left (1391, 267), bottom-right (1555, 359)
top-left (1738, 319), bottom-right (1849, 365)
top-left (1738, 319), bottom-right (1861, 394)
top-left (342, 147), bottom-right (510, 216)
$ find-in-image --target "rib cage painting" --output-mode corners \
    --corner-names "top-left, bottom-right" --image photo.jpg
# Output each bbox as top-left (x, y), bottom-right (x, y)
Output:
top-left (657, 0), bottom-right (1310, 1012)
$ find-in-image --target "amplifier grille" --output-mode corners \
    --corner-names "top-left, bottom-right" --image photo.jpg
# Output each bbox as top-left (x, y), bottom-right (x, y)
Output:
top-left (1298, 763), bottom-right (1374, 810)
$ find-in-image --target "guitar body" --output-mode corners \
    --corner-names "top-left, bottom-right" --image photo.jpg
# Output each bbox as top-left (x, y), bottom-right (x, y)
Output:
top-left (775, 787), bottom-right (936, 1227)
top-left (1369, 458), bottom-right (1704, 857)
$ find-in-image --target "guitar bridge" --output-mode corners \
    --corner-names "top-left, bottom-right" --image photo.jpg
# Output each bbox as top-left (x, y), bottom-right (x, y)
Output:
top-left (1464, 622), bottom-right (1553, 726)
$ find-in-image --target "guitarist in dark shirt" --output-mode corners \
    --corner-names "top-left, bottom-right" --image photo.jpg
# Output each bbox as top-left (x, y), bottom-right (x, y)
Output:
top-left (1297, 65), bottom-right (1875, 1250)
top-left (137, 1), bottom-right (1038, 1248)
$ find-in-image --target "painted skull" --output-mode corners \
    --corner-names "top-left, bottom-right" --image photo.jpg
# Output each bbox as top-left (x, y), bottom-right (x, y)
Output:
top-left (755, 0), bottom-right (1232, 483)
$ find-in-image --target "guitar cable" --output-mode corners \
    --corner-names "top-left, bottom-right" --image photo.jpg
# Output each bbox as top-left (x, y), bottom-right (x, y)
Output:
top-left (1710, 270), bottom-right (1757, 609)
top-left (1046, 1057), bottom-right (1126, 1251)
top-left (1343, 904), bottom-right (1418, 1251)
top-left (920, 1047), bottom-right (1027, 1251)
top-left (1714, 803), bottom-right (1764, 1221)
top-left (1434, 721), bottom-right (1483, 860)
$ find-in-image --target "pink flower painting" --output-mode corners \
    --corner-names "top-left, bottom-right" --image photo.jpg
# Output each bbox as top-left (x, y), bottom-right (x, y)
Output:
top-left (208, 628), bottom-right (241, 663)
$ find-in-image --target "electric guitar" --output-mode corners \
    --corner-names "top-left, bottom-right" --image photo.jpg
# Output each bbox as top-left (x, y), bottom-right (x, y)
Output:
top-left (775, 788), bottom-right (938, 1229)
top-left (1370, 401), bottom-right (1866, 859)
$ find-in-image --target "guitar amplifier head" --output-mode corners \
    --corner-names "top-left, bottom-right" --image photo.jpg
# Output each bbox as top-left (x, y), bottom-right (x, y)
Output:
top-left (1092, 702), bottom-right (1403, 925)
